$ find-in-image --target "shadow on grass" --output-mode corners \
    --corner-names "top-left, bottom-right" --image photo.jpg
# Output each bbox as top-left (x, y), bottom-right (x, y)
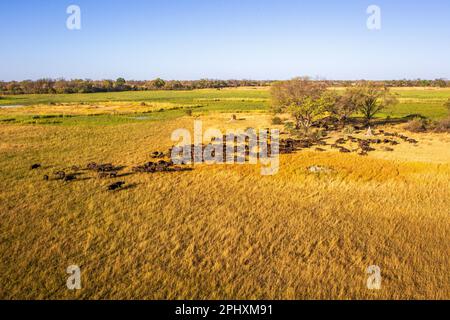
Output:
top-left (347, 114), bottom-right (427, 127)
top-left (71, 177), bottom-right (92, 182)
top-left (115, 183), bottom-right (139, 192)
top-left (116, 172), bottom-right (135, 178)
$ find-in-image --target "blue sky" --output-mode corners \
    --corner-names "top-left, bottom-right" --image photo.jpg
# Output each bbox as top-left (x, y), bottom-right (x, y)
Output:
top-left (1, 0), bottom-right (449, 80)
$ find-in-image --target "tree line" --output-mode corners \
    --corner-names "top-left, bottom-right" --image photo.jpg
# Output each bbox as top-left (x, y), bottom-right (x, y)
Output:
top-left (0, 78), bottom-right (271, 95)
top-left (0, 78), bottom-right (448, 95)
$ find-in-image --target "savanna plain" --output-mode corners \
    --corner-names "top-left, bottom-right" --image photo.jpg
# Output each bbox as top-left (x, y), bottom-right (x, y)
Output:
top-left (0, 87), bottom-right (449, 299)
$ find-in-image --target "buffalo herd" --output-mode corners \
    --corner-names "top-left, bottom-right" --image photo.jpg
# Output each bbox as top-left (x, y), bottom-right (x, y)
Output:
top-left (30, 128), bottom-right (418, 191)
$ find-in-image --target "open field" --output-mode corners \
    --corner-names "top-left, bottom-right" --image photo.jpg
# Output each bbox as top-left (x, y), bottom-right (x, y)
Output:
top-left (1, 87), bottom-right (449, 299)
top-left (1, 87), bottom-right (450, 122)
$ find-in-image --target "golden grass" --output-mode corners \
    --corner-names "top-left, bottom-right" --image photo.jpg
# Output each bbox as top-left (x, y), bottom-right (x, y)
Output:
top-left (0, 101), bottom-right (184, 117)
top-left (0, 112), bottom-right (449, 300)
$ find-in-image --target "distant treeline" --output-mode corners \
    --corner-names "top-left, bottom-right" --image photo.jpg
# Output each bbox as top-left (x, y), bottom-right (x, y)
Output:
top-left (0, 78), bottom-right (448, 95)
top-left (0, 78), bottom-right (271, 95)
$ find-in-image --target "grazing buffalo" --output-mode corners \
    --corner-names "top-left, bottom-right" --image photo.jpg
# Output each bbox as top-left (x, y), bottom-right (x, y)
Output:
top-left (339, 147), bottom-right (351, 153)
top-left (151, 151), bottom-right (165, 159)
top-left (108, 181), bottom-right (125, 191)
top-left (54, 171), bottom-right (66, 180)
top-left (87, 162), bottom-right (98, 170)
top-left (64, 174), bottom-right (76, 182)
top-left (87, 162), bottom-right (117, 172)
top-left (31, 164), bottom-right (41, 170)
top-left (98, 172), bottom-right (117, 179)
top-left (358, 151), bottom-right (368, 156)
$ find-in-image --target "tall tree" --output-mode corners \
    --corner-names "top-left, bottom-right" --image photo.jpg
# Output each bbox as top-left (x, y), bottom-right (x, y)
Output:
top-left (271, 77), bottom-right (336, 133)
top-left (350, 83), bottom-right (398, 125)
top-left (327, 88), bottom-right (359, 127)
top-left (152, 78), bottom-right (166, 89)
top-left (115, 77), bottom-right (126, 87)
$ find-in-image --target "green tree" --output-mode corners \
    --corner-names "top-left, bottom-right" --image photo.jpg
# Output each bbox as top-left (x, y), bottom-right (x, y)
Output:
top-left (102, 80), bottom-right (114, 91)
top-left (350, 83), bottom-right (398, 125)
top-left (164, 80), bottom-right (183, 90)
top-left (152, 78), bottom-right (166, 89)
top-left (271, 77), bottom-right (336, 133)
top-left (434, 78), bottom-right (448, 88)
top-left (116, 77), bottom-right (126, 87)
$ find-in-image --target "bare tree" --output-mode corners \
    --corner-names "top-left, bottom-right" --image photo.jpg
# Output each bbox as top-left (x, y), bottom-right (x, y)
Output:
top-left (327, 89), bottom-right (359, 127)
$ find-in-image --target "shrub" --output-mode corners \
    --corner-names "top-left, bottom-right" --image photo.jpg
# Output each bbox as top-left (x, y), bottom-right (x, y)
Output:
top-left (185, 109), bottom-right (193, 116)
top-left (140, 102), bottom-right (147, 106)
top-left (405, 117), bottom-right (428, 133)
top-left (271, 116), bottom-right (283, 125)
top-left (434, 118), bottom-right (450, 132)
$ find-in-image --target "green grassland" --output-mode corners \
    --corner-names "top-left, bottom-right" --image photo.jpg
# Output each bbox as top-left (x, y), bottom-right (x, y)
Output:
top-left (1, 87), bottom-right (449, 126)
top-left (0, 88), bottom-right (266, 105)
top-left (0, 88), bottom-right (268, 126)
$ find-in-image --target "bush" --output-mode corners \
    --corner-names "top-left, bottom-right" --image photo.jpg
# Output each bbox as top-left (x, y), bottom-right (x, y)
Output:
top-left (271, 116), bottom-right (283, 125)
top-left (405, 117), bottom-right (428, 133)
top-left (185, 109), bottom-right (193, 116)
top-left (434, 118), bottom-right (450, 132)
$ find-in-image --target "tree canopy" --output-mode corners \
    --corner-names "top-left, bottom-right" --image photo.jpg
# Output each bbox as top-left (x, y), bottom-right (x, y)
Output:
top-left (349, 83), bottom-right (398, 125)
top-left (271, 77), bottom-right (337, 132)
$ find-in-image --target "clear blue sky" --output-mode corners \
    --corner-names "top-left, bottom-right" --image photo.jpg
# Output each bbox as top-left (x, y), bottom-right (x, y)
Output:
top-left (1, 0), bottom-right (449, 81)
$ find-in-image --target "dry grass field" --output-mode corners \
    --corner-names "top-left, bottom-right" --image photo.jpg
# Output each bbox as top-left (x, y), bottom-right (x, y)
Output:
top-left (1, 89), bottom-right (449, 300)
